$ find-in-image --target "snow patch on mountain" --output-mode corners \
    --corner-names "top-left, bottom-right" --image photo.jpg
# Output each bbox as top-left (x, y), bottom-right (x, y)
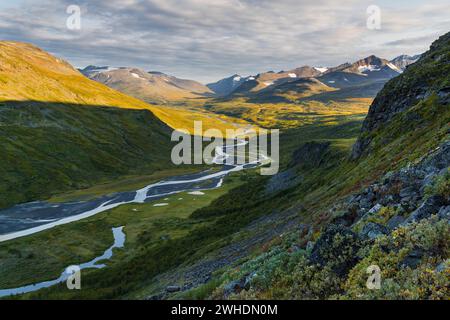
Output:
top-left (358, 65), bottom-right (381, 73)
top-left (314, 67), bottom-right (328, 73)
top-left (386, 62), bottom-right (401, 72)
top-left (131, 72), bottom-right (146, 80)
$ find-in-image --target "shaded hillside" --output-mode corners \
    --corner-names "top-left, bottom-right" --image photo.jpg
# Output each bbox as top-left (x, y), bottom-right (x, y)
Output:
top-left (0, 101), bottom-right (174, 209)
top-left (0, 42), bottom-right (177, 209)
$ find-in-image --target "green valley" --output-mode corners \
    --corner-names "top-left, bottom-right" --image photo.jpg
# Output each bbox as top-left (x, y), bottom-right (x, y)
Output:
top-left (0, 22), bottom-right (448, 303)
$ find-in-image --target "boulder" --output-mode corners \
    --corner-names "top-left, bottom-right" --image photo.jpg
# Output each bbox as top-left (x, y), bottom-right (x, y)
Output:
top-left (359, 198), bottom-right (373, 210)
top-left (435, 259), bottom-right (450, 273)
top-left (399, 186), bottom-right (418, 200)
top-left (404, 195), bottom-right (447, 224)
top-left (368, 204), bottom-right (383, 215)
top-left (309, 225), bottom-right (362, 277)
top-left (438, 205), bottom-right (450, 221)
top-left (386, 215), bottom-right (406, 230)
top-left (360, 222), bottom-right (389, 240)
top-left (400, 249), bottom-right (424, 269)
top-left (166, 285), bottom-right (181, 293)
top-left (330, 210), bottom-right (358, 227)
top-left (222, 273), bottom-right (253, 297)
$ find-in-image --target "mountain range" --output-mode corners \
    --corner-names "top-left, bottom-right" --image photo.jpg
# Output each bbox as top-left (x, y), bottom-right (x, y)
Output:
top-left (78, 54), bottom-right (419, 104)
top-left (80, 66), bottom-right (213, 104)
top-left (206, 54), bottom-right (420, 100)
top-left (0, 31), bottom-right (447, 302)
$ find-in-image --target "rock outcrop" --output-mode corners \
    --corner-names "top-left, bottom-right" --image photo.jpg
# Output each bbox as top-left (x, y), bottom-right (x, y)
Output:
top-left (352, 32), bottom-right (450, 159)
top-left (346, 141), bottom-right (449, 227)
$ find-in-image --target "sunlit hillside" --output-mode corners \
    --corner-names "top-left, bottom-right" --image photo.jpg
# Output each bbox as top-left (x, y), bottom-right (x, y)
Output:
top-left (0, 41), bottom-right (250, 135)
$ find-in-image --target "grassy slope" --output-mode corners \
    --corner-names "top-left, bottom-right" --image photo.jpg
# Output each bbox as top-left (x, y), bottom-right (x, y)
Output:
top-left (0, 41), bottom-right (246, 135)
top-left (0, 42), bottom-right (154, 108)
top-left (0, 42), bottom-right (180, 208)
top-left (0, 102), bottom-right (176, 209)
top-left (204, 97), bottom-right (369, 129)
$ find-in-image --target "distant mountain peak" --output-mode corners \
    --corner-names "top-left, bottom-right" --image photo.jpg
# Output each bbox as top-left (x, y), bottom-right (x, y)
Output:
top-left (82, 66), bottom-right (212, 103)
top-left (206, 74), bottom-right (248, 96)
top-left (208, 54), bottom-right (407, 98)
top-left (314, 66), bottom-right (328, 73)
top-left (389, 54), bottom-right (421, 72)
top-left (79, 65), bottom-right (118, 77)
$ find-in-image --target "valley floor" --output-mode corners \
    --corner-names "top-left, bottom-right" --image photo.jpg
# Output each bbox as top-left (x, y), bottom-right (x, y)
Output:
top-left (0, 115), bottom-right (369, 299)
top-left (0, 171), bottom-right (244, 295)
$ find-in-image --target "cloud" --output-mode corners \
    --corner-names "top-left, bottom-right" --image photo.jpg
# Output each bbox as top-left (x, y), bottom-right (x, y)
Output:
top-left (0, 0), bottom-right (449, 83)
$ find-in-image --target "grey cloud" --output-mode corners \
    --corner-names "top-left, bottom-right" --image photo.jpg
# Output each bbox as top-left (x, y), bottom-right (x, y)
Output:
top-left (0, 0), bottom-right (449, 83)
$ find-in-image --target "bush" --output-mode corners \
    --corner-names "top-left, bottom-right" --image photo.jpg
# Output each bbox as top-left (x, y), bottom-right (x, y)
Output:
top-left (343, 216), bottom-right (449, 299)
top-left (425, 169), bottom-right (450, 199)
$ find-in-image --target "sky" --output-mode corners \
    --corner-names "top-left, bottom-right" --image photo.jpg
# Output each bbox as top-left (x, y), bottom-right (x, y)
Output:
top-left (0, 0), bottom-right (449, 83)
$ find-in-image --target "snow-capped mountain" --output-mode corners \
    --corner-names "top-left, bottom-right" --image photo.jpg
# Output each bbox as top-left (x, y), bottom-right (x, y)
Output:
top-left (317, 55), bottom-right (401, 89)
top-left (314, 67), bottom-right (329, 73)
top-left (335, 55), bottom-right (401, 75)
top-left (212, 54), bottom-right (411, 101)
top-left (209, 54), bottom-right (410, 99)
top-left (389, 54), bottom-right (421, 72)
top-left (206, 74), bottom-right (248, 96)
top-left (80, 66), bottom-right (212, 103)
top-left (209, 66), bottom-right (324, 97)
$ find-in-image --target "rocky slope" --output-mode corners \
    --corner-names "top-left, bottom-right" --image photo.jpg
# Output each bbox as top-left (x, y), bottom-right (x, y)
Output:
top-left (352, 32), bottom-right (450, 159)
top-left (164, 32), bottom-right (450, 300)
top-left (390, 54), bottom-right (421, 72)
